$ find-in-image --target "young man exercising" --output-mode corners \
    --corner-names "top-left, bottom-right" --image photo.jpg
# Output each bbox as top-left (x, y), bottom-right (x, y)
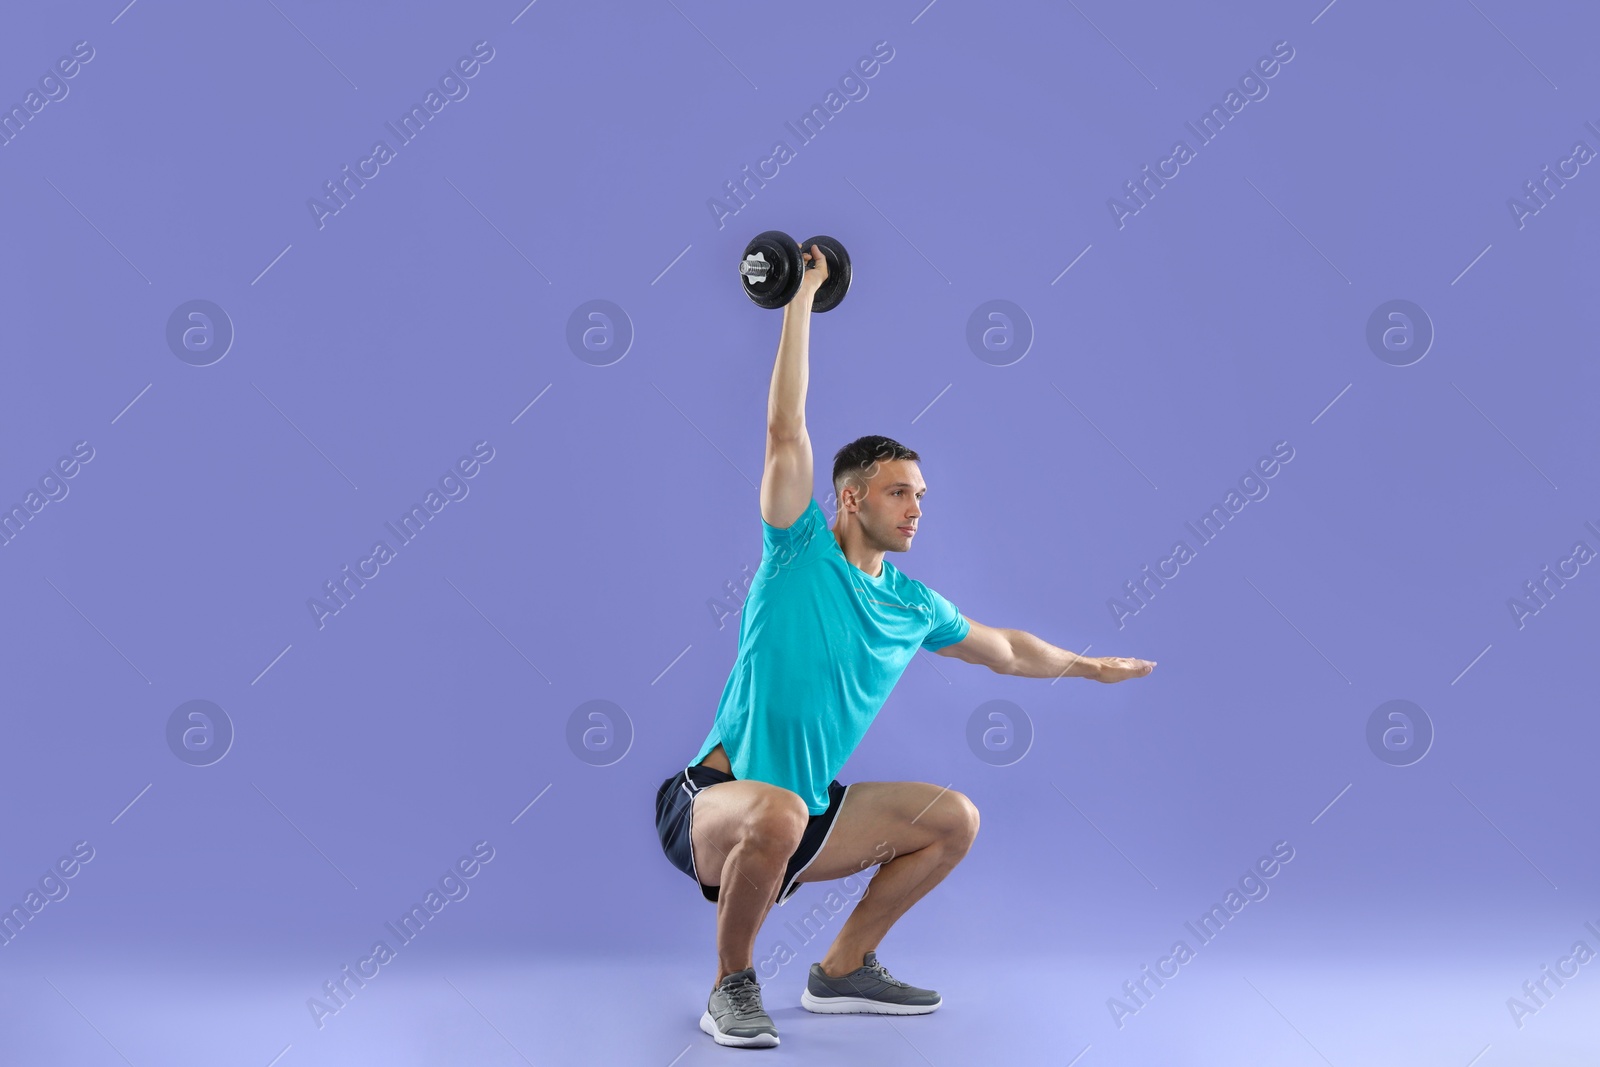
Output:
top-left (653, 244), bottom-right (1157, 1049)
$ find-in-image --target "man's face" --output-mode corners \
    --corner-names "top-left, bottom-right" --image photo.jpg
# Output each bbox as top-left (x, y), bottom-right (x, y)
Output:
top-left (845, 459), bottom-right (925, 551)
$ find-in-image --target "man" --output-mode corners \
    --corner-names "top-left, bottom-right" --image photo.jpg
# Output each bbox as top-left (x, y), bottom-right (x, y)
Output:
top-left (653, 243), bottom-right (1156, 1049)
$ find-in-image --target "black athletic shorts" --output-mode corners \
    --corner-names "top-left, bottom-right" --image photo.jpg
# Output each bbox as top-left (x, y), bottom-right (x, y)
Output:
top-left (654, 760), bottom-right (850, 906)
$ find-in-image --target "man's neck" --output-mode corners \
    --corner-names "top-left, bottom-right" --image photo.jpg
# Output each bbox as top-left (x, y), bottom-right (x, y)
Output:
top-left (832, 524), bottom-right (885, 578)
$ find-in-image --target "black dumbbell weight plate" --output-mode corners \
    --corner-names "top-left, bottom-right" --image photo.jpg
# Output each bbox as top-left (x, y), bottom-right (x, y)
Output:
top-left (740, 230), bottom-right (805, 309)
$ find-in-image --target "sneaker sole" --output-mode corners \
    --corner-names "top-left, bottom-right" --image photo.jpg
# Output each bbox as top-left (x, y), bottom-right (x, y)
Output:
top-left (699, 1009), bottom-right (780, 1047)
top-left (800, 989), bottom-right (942, 1015)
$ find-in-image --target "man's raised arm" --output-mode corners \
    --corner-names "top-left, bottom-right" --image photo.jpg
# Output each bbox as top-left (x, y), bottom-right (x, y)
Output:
top-left (760, 244), bottom-right (829, 529)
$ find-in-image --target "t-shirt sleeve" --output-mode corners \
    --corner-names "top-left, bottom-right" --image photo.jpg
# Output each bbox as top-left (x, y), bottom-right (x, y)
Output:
top-left (761, 497), bottom-right (828, 570)
top-left (920, 584), bottom-right (970, 651)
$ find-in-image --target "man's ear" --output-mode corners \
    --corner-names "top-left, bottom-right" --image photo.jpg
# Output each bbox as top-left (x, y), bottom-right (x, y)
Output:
top-left (837, 482), bottom-right (858, 513)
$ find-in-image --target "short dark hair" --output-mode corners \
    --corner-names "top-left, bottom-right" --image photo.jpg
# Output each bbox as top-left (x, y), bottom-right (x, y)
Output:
top-left (832, 435), bottom-right (920, 497)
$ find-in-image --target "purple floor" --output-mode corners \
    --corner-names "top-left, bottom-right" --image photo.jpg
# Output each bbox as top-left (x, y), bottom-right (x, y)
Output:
top-left (9, 943), bottom-right (1596, 1066)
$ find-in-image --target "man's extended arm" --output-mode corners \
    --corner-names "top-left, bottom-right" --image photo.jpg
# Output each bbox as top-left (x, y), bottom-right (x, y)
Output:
top-left (760, 245), bottom-right (828, 530)
top-left (767, 290), bottom-right (812, 437)
top-left (1006, 629), bottom-right (1114, 680)
top-left (936, 617), bottom-right (1155, 683)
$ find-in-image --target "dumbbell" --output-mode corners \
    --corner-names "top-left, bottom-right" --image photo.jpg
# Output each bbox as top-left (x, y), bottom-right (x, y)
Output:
top-left (738, 231), bottom-right (852, 312)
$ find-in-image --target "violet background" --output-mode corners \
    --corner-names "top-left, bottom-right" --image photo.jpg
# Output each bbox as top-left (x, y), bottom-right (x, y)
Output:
top-left (1, 1), bottom-right (1596, 1064)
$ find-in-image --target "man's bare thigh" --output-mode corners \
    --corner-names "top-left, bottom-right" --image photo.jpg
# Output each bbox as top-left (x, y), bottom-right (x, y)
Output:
top-left (689, 776), bottom-right (805, 889)
top-left (800, 780), bottom-right (975, 883)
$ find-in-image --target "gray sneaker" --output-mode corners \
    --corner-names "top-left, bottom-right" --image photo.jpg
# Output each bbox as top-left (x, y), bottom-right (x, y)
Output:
top-left (700, 967), bottom-right (779, 1048)
top-left (801, 950), bottom-right (942, 1015)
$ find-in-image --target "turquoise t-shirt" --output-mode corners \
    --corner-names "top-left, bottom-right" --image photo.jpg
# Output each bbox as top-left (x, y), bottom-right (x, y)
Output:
top-left (691, 497), bottom-right (971, 814)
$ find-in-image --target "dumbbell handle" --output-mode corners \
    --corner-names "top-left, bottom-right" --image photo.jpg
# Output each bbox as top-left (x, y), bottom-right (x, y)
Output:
top-left (739, 253), bottom-right (820, 278)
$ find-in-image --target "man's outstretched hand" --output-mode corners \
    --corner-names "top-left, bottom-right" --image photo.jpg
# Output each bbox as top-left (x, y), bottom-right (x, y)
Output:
top-left (1092, 656), bottom-right (1156, 683)
top-left (794, 243), bottom-right (829, 302)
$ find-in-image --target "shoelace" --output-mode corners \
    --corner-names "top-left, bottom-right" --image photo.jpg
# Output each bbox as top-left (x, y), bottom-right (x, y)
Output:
top-left (722, 976), bottom-right (766, 1018)
top-left (862, 958), bottom-right (906, 988)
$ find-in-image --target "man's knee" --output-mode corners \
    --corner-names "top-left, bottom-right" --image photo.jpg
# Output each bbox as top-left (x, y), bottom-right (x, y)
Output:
top-left (740, 789), bottom-right (808, 854)
top-left (943, 791), bottom-right (980, 851)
